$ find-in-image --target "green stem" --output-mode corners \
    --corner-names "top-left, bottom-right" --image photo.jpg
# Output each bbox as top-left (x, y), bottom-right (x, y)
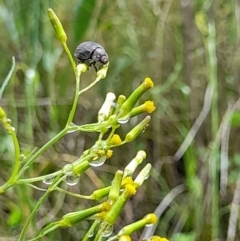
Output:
top-left (16, 128), bottom-right (68, 179)
top-left (208, 21), bottom-right (218, 137)
top-left (65, 49), bottom-right (81, 126)
top-left (27, 222), bottom-right (60, 241)
top-left (79, 75), bottom-right (102, 95)
top-left (0, 56), bottom-right (16, 98)
top-left (66, 90), bottom-right (80, 126)
top-left (17, 170), bottom-right (62, 184)
top-left (18, 175), bottom-right (64, 241)
top-left (55, 187), bottom-right (92, 200)
top-left (7, 128), bottom-right (21, 182)
top-left (63, 42), bottom-right (76, 74)
top-left (16, 47), bottom-right (80, 180)
top-left (0, 125), bottom-right (21, 194)
top-left (93, 227), bottom-right (103, 241)
top-left (208, 21), bottom-right (219, 241)
top-left (106, 236), bottom-right (118, 241)
top-left (82, 220), bottom-right (99, 241)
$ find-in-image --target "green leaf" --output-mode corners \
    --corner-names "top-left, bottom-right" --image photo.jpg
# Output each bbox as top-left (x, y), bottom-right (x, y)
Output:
top-left (7, 204), bottom-right (22, 227)
top-left (0, 57), bottom-right (15, 98)
top-left (171, 232), bottom-right (197, 241)
top-left (231, 111), bottom-right (240, 127)
top-left (73, 0), bottom-right (96, 41)
top-left (233, 153), bottom-right (240, 166)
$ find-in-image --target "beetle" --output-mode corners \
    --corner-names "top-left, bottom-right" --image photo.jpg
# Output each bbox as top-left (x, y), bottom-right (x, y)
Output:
top-left (74, 41), bottom-right (109, 71)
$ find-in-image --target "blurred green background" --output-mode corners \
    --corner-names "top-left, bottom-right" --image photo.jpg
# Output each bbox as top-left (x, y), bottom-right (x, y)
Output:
top-left (1, 0), bottom-right (240, 240)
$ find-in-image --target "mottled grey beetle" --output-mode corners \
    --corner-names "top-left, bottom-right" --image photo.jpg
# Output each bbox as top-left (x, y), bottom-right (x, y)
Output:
top-left (74, 41), bottom-right (109, 71)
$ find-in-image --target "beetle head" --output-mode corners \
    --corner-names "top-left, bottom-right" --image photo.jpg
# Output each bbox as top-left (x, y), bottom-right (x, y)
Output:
top-left (99, 54), bottom-right (109, 64)
top-left (92, 48), bottom-right (109, 64)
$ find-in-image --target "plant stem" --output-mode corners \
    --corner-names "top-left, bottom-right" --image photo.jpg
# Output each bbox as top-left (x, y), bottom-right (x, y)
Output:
top-left (82, 220), bottom-right (99, 241)
top-left (66, 89), bottom-right (80, 126)
top-left (18, 175), bottom-right (64, 241)
top-left (55, 187), bottom-right (92, 200)
top-left (208, 20), bottom-right (219, 241)
top-left (7, 128), bottom-right (21, 181)
top-left (79, 75), bottom-right (102, 95)
top-left (17, 170), bottom-right (62, 184)
top-left (16, 128), bottom-right (68, 179)
top-left (16, 44), bottom-right (81, 180)
top-left (63, 42), bottom-right (76, 74)
top-left (0, 125), bottom-right (21, 194)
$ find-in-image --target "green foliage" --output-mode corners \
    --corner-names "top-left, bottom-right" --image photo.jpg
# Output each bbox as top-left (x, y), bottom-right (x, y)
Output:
top-left (1, 0), bottom-right (240, 240)
top-left (171, 233), bottom-right (196, 241)
top-left (0, 6), bottom-right (162, 241)
top-left (73, 0), bottom-right (97, 41)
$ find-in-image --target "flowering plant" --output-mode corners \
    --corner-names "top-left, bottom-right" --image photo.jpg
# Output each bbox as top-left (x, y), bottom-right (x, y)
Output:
top-left (0, 8), bottom-right (168, 241)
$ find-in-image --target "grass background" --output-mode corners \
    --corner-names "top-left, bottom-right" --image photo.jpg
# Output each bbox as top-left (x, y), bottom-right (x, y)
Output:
top-left (1, 0), bottom-right (240, 240)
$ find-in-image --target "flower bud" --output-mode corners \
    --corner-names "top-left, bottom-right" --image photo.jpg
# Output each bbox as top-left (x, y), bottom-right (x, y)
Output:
top-left (72, 160), bottom-right (90, 176)
top-left (76, 63), bottom-right (88, 75)
top-left (124, 116), bottom-right (151, 142)
top-left (117, 213), bottom-right (157, 236)
top-left (104, 184), bottom-right (136, 225)
top-left (144, 213), bottom-right (158, 224)
top-left (113, 95), bottom-right (126, 114)
top-left (108, 170), bottom-right (123, 203)
top-left (124, 151), bottom-right (146, 177)
top-left (61, 206), bottom-right (101, 227)
top-left (61, 202), bottom-right (110, 226)
top-left (109, 134), bottom-right (122, 146)
top-left (121, 177), bottom-right (134, 188)
top-left (117, 77), bottom-right (154, 120)
top-left (91, 186), bottom-right (111, 200)
top-left (98, 92), bottom-right (116, 122)
top-left (48, 8), bottom-right (67, 43)
top-left (131, 101), bottom-right (156, 117)
top-left (147, 236), bottom-right (169, 241)
top-left (119, 235), bottom-right (132, 241)
top-left (106, 150), bottom-right (113, 159)
top-left (134, 163), bottom-right (152, 188)
top-left (97, 62), bottom-right (109, 80)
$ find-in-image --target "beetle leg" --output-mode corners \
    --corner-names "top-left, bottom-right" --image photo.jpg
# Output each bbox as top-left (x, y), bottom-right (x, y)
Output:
top-left (92, 62), bottom-right (98, 72)
top-left (87, 60), bottom-right (97, 72)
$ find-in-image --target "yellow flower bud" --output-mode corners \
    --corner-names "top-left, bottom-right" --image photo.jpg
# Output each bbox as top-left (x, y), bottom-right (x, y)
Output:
top-left (144, 213), bottom-right (158, 224)
top-left (109, 134), bottom-right (122, 146)
top-left (117, 213), bottom-right (157, 237)
top-left (101, 201), bottom-right (112, 212)
top-left (144, 101), bottom-right (156, 113)
top-left (148, 236), bottom-right (169, 241)
top-left (117, 78), bottom-right (154, 120)
top-left (106, 150), bottom-right (113, 159)
top-left (119, 235), bottom-right (132, 241)
top-left (144, 77), bottom-right (154, 88)
top-left (104, 183), bottom-right (136, 225)
top-left (131, 101), bottom-right (156, 117)
top-left (121, 177), bottom-right (135, 187)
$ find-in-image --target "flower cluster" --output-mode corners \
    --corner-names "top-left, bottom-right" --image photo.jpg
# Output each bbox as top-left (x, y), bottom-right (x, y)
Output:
top-left (0, 8), bottom-right (169, 241)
